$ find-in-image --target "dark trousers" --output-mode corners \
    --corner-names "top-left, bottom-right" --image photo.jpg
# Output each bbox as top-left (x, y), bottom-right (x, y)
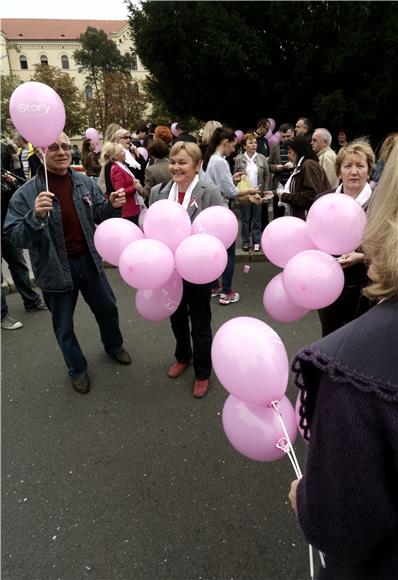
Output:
top-left (170, 281), bottom-right (212, 380)
top-left (317, 283), bottom-right (371, 337)
top-left (1, 237), bottom-right (41, 316)
top-left (43, 253), bottom-right (123, 379)
top-left (261, 203), bottom-right (270, 232)
top-left (272, 193), bottom-right (286, 219)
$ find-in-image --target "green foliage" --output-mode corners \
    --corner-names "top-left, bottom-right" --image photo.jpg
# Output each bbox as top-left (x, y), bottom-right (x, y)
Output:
top-left (1, 74), bottom-right (22, 138)
top-left (128, 1), bottom-right (398, 143)
top-left (30, 65), bottom-right (85, 137)
top-left (73, 27), bottom-right (132, 132)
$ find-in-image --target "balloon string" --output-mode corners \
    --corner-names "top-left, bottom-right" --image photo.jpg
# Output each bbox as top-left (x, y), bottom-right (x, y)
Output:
top-left (43, 152), bottom-right (49, 192)
top-left (272, 401), bottom-right (326, 575)
top-left (271, 401), bottom-right (302, 477)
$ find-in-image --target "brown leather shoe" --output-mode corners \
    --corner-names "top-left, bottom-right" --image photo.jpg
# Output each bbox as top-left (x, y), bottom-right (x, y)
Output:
top-left (193, 379), bottom-right (209, 398)
top-left (71, 376), bottom-right (90, 394)
top-left (167, 360), bottom-right (192, 378)
top-left (113, 348), bottom-right (132, 365)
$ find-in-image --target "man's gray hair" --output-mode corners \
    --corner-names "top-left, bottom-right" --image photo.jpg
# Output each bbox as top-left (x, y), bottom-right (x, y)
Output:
top-left (314, 128), bottom-right (332, 146)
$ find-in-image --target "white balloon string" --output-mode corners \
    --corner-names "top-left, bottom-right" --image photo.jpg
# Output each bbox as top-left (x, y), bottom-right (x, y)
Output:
top-left (271, 401), bottom-right (302, 477)
top-left (309, 545), bottom-right (314, 580)
top-left (272, 401), bottom-right (326, 575)
top-left (43, 152), bottom-right (49, 192)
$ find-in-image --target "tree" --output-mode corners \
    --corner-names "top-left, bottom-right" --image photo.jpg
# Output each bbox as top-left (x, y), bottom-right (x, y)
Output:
top-left (73, 27), bottom-right (131, 133)
top-left (31, 64), bottom-right (85, 137)
top-left (1, 74), bottom-right (22, 138)
top-left (128, 1), bottom-right (398, 144)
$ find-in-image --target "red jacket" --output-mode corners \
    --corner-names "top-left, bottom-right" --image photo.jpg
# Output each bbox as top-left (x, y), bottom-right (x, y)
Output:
top-left (110, 162), bottom-right (139, 217)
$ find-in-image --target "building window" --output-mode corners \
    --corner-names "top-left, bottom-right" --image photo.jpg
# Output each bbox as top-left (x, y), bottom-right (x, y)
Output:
top-left (61, 55), bottom-right (69, 70)
top-left (20, 55), bottom-right (28, 69)
top-left (85, 85), bottom-right (93, 100)
top-left (40, 55), bottom-right (49, 66)
top-left (127, 52), bottom-right (137, 71)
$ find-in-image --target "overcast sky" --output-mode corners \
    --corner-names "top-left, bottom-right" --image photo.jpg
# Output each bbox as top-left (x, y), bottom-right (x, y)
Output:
top-left (2, 0), bottom-right (135, 20)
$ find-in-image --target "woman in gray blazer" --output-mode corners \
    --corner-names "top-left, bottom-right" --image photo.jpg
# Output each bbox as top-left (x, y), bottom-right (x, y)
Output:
top-left (149, 142), bottom-right (223, 399)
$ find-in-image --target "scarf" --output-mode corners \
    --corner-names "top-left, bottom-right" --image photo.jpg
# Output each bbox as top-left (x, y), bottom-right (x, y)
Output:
top-left (168, 175), bottom-right (199, 210)
top-left (334, 182), bottom-right (372, 207)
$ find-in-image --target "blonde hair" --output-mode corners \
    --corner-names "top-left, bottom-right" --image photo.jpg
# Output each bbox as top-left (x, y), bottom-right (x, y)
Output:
top-left (100, 141), bottom-right (124, 164)
top-left (335, 139), bottom-right (375, 178)
top-left (104, 123), bottom-right (121, 143)
top-left (378, 132), bottom-right (398, 162)
top-left (362, 140), bottom-right (398, 300)
top-left (169, 141), bottom-right (202, 166)
top-left (201, 120), bottom-right (222, 145)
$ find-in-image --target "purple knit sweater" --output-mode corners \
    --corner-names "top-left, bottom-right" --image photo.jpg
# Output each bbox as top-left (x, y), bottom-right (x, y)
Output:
top-left (292, 298), bottom-right (398, 580)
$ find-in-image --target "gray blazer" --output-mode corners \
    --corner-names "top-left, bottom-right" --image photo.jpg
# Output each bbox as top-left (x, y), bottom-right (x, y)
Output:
top-left (234, 153), bottom-right (270, 191)
top-left (143, 158), bottom-right (172, 198)
top-left (149, 179), bottom-right (223, 222)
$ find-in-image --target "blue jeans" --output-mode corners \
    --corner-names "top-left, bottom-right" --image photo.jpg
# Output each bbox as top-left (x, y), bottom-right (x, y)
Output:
top-left (1, 237), bottom-right (42, 313)
top-left (240, 203), bottom-right (262, 246)
top-left (43, 253), bottom-right (123, 379)
top-left (212, 242), bottom-right (236, 294)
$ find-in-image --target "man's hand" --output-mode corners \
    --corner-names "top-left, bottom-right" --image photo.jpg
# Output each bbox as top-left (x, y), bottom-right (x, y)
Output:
top-left (109, 188), bottom-right (126, 208)
top-left (35, 191), bottom-right (54, 219)
top-left (289, 479), bottom-right (300, 516)
top-left (233, 171), bottom-right (246, 182)
top-left (248, 193), bottom-right (262, 205)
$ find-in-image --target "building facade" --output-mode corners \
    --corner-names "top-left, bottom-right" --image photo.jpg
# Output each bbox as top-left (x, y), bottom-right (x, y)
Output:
top-left (1, 18), bottom-right (147, 95)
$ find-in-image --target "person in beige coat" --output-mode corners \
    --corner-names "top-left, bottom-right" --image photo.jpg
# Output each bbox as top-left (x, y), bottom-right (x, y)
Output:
top-left (311, 128), bottom-right (339, 188)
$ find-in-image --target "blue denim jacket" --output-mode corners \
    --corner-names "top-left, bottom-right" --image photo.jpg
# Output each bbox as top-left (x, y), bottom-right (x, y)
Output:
top-left (4, 169), bottom-right (121, 292)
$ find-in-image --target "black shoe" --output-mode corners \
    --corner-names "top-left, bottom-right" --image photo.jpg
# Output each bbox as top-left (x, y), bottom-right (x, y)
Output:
top-left (71, 376), bottom-right (90, 394)
top-left (25, 299), bottom-right (48, 312)
top-left (113, 348), bottom-right (132, 365)
top-left (242, 244), bottom-right (249, 251)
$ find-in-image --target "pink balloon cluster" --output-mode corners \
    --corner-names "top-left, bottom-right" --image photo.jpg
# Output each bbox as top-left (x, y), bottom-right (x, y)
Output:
top-left (261, 194), bottom-right (367, 322)
top-left (212, 316), bottom-right (297, 461)
top-left (93, 202), bottom-right (238, 321)
top-left (264, 118), bottom-right (281, 150)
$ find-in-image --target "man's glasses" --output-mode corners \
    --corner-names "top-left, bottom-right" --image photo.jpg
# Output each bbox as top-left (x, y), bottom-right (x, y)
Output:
top-left (47, 143), bottom-right (72, 152)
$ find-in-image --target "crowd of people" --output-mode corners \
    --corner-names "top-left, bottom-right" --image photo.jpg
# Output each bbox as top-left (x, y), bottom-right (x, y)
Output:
top-left (1, 113), bottom-right (398, 578)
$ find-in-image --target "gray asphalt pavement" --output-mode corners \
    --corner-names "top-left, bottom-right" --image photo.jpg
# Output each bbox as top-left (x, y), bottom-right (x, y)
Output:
top-left (2, 260), bottom-right (322, 580)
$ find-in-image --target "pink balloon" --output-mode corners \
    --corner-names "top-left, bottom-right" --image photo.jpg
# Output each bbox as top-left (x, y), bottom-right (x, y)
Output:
top-left (85, 127), bottom-right (99, 142)
top-left (267, 131), bottom-right (281, 149)
top-left (268, 118), bottom-right (276, 132)
top-left (175, 234), bottom-right (227, 284)
top-left (135, 269), bottom-right (183, 322)
top-left (171, 122), bottom-right (179, 137)
top-left (307, 193), bottom-right (367, 255)
top-left (263, 273), bottom-right (309, 322)
top-left (235, 130), bottom-right (244, 143)
top-left (191, 206), bottom-right (238, 249)
top-left (144, 199), bottom-right (192, 254)
top-left (119, 238), bottom-right (175, 290)
top-left (222, 395), bottom-right (297, 462)
top-left (94, 218), bottom-right (144, 266)
top-left (137, 146), bottom-right (149, 161)
top-left (211, 316), bottom-right (289, 406)
top-left (9, 81), bottom-right (66, 148)
top-left (283, 249), bottom-right (345, 309)
top-left (261, 217), bottom-right (316, 267)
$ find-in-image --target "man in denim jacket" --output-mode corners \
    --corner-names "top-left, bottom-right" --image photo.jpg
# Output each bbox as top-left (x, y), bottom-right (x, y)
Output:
top-left (4, 133), bottom-right (131, 394)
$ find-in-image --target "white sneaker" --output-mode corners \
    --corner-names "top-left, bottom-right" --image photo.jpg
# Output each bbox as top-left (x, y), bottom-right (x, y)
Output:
top-left (1, 314), bottom-right (23, 330)
top-left (253, 244), bottom-right (260, 252)
top-left (219, 291), bottom-right (240, 305)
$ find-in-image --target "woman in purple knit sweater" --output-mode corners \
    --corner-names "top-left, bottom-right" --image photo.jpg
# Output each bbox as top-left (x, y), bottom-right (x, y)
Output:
top-left (288, 141), bottom-right (398, 579)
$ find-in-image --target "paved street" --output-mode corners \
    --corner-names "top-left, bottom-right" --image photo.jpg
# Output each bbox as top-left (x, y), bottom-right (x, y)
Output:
top-left (2, 260), bottom-right (322, 580)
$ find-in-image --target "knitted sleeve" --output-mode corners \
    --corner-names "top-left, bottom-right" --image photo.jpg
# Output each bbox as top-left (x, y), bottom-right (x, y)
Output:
top-left (296, 372), bottom-right (398, 561)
